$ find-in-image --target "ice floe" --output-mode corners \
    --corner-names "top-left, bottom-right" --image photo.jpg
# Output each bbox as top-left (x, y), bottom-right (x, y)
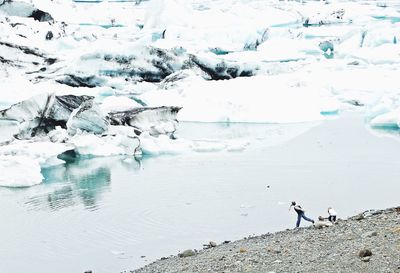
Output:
top-left (0, 155), bottom-right (43, 187)
top-left (1, 0), bottom-right (400, 186)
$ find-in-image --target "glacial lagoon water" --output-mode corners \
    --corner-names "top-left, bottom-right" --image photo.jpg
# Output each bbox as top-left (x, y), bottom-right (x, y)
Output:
top-left (1, 113), bottom-right (400, 273)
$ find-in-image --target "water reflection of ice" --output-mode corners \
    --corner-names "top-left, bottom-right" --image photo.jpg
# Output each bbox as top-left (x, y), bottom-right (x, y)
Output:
top-left (366, 125), bottom-right (400, 142)
top-left (25, 158), bottom-right (121, 211)
top-left (22, 121), bottom-right (318, 211)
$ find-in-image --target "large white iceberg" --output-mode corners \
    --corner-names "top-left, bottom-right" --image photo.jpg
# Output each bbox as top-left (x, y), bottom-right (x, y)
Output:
top-left (140, 75), bottom-right (328, 123)
top-left (0, 155), bottom-right (43, 187)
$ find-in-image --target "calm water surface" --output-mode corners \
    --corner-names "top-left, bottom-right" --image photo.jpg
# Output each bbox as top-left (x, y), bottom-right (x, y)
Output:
top-left (0, 113), bottom-right (399, 273)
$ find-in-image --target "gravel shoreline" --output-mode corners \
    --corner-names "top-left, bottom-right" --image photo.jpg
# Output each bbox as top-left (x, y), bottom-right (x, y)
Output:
top-left (130, 206), bottom-right (400, 273)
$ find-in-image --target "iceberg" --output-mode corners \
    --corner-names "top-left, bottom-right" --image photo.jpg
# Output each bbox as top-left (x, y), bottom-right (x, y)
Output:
top-left (303, 7), bottom-right (350, 27)
top-left (0, 155), bottom-right (43, 187)
top-left (108, 106), bottom-right (181, 137)
top-left (140, 75), bottom-right (326, 123)
top-left (0, 93), bottom-right (93, 138)
top-left (67, 98), bottom-right (109, 135)
top-left (70, 132), bottom-right (141, 156)
top-left (0, 0), bottom-right (53, 22)
top-left (99, 96), bottom-right (142, 113)
top-left (0, 93), bottom-right (181, 138)
top-left (370, 108), bottom-right (400, 129)
top-left (0, 92), bottom-right (184, 186)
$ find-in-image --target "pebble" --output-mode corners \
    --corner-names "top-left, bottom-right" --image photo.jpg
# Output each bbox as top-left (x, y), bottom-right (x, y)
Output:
top-left (179, 249), bottom-right (196, 258)
top-left (358, 249), bottom-right (372, 258)
top-left (354, 214), bottom-right (365, 221)
top-left (362, 257), bottom-right (371, 262)
top-left (362, 231), bottom-right (378, 238)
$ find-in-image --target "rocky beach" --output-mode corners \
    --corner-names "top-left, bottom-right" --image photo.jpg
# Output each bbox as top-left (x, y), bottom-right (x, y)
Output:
top-left (131, 206), bottom-right (400, 273)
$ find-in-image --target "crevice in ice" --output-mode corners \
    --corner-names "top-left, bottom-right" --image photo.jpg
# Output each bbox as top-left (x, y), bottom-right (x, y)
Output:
top-left (56, 74), bottom-right (105, 88)
top-left (189, 55), bottom-right (253, 80)
top-left (0, 40), bottom-right (47, 58)
top-left (28, 9), bottom-right (53, 22)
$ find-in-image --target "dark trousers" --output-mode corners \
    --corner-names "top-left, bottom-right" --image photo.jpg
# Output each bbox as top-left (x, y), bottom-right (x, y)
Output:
top-left (296, 212), bottom-right (314, 227)
top-left (328, 215), bottom-right (336, 222)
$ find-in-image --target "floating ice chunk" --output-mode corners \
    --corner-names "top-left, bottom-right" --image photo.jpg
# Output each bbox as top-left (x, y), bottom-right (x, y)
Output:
top-left (122, 158), bottom-right (133, 163)
top-left (111, 250), bottom-right (125, 256)
top-left (0, 93), bottom-right (94, 138)
top-left (0, 155), bottom-right (43, 187)
top-left (0, 0), bottom-right (53, 22)
top-left (0, 120), bottom-right (20, 143)
top-left (144, 0), bottom-right (194, 30)
top-left (107, 125), bottom-right (140, 138)
top-left (0, 140), bottom-right (72, 167)
top-left (140, 75), bottom-right (324, 123)
top-left (0, 93), bottom-right (50, 124)
top-left (108, 106), bottom-right (181, 137)
top-left (320, 97), bottom-right (340, 115)
top-left (362, 25), bottom-right (399, 47)
top-left (257, 38), bottom-right (317, 62)
top-left (67, 99), bottom-right (109, 135)
top-left (71, 133), bottom-right (140, 156)
top-left (100, 96), bottom-right (142, 114)
top-left (345, 44), bottom-right (400, 65)
top-left (0, 76), bottom-right (47, 109)
top-left (365, 94), bottom-right (395, 119)
top-left (303, 8), bottom-right (349, 26)
top-left (139, 132), bottom-right (189, 155)
top-left (190, 141), bottom-right (226, 153)
top-left (48, 126), bottom-right (69, 143)
top-left (226, 139), bottom-right (249, 152)
top-left (0, 1), bottom-right (36, 18)
top-left (370, 108), bottom-right (400, 128)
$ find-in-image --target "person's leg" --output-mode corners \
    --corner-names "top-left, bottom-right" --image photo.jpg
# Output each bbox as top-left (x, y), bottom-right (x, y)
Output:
top-left (333, 215), bottom-right (336, 222)
top-left (302, 214), bottom-right (314, 223)
top-left (328, 215), bottom-right (333, 222)
top-left (296, 214), bottom-right (302, 227)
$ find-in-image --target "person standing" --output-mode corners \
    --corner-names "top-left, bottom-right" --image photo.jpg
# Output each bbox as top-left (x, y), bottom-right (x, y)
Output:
top-left (327, 207), bottom-right (337, 222)
top-left (289, 201), bottom-right (314, 228)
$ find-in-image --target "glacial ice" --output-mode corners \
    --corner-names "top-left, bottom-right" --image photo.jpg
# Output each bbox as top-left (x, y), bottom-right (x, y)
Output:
top-left (140, 75), bottom-right (327, 123)
top-left (0, 139), bottom-right (73, 187)
top-left (70, 132), bottom-right (141, 156)
top-left (99, 96), bottom-right (142, 114)
top-left (67, 99), bottom-right (109, 135)
top-left (0, 155), bottom-right (43, 187)
top-left (370, 108), bottom-right (400, 129)
top-left (1, 0), bottom-right (400, 186)
top-left (0, 1), bottom-right (36, 18)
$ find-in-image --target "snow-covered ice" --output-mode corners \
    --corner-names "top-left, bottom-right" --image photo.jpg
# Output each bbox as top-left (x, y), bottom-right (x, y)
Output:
top-left (1, 0), bottom-right (400, 186)
top-left (0, 155), bottom-right (43, 187)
